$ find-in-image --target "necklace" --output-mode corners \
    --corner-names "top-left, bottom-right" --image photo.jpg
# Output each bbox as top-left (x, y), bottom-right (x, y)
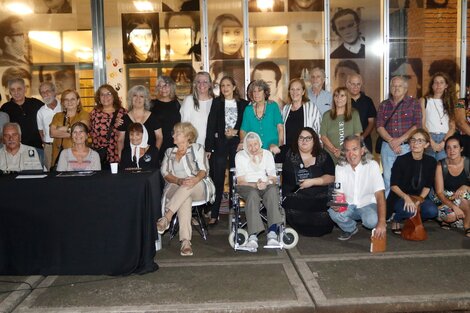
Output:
top-left (254, 102), bottom-right (266, 121)
top-left (431, 98), bottom-right (445, 125)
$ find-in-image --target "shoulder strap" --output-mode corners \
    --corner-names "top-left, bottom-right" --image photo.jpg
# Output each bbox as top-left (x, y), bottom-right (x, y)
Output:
top-left (440, 159), bottom-right (448, 178)
top-left (105, 110), bottom-right (119, 142)
top-left (424, 98), bottom-right (428, 109)
top-left (383, 100), bottom-right (404, 128)
top-left (465, 157), bottom-right (470, 179)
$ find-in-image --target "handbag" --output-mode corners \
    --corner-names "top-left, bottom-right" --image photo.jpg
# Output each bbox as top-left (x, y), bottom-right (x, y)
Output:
top-left (401, 195), bottom-right (428, 241)
top-left (375, 100), bottom-right (404, 154)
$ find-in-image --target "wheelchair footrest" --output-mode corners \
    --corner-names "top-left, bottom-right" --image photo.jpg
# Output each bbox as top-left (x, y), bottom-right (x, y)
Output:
top-left (234, 244), bottom-right (257, 253)
top-left (263, 244), bottom-right (284, 249)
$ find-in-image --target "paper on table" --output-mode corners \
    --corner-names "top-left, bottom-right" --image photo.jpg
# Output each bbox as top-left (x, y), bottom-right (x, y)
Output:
top-left (16, 174), bottom-right (48, 179)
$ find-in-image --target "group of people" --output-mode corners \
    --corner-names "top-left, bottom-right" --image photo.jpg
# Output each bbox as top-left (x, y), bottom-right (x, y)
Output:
top-left (1, 65), bottom-right (470, 258)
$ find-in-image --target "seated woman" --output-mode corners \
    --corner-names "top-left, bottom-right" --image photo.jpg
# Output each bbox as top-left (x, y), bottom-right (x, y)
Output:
top-left (156, 122), bottom-right (215, 256)
top-left (56, 122), bottom-right (101, 172)
top-left (282, 127), bottom-right (335, 236)
top-left (235, 132), bottom-right (284, 251)
top-left (120, 122), bottom-right (159, 170)
top-left (388, 128), bottom-right (438, 234)
top-left (433, 135), bottom-right (470, 236)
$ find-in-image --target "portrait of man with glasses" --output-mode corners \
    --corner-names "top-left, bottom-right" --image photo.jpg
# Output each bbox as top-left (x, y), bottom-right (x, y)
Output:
top-left (0, 16), bottom-right (31, 66)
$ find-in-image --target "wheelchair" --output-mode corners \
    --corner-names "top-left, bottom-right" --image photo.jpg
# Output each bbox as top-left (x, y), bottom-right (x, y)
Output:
top-left (228, 165), bottom-right (299, 252)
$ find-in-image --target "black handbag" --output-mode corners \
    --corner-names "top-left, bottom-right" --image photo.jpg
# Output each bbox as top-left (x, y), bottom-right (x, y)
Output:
top-left (375, 101), bottom-right (404, 154)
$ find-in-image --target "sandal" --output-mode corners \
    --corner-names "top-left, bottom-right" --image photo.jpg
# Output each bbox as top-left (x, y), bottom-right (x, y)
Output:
top-left (391, 222), bottom-right (401, 235)
top-left (156, 216), bottom-right (170, 234)
top-left (180, 240), bottom-right (193, 256)
top-left (465, 228), bottom-right (470, 238)
top-left (208, 218), bottom-right (218, 226)
top-left (439, 221), bottom-right (451, 230)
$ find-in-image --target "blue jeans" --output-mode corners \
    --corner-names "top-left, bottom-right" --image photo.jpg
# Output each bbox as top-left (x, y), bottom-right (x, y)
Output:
top-left (381, 142), bottom-right (410, 198)
top-left (425, 133), bottom-right (446, 161)
top-left (328, 203), bottom-right (378, 233)
top-left (393, 198), bottom-right (438, 222)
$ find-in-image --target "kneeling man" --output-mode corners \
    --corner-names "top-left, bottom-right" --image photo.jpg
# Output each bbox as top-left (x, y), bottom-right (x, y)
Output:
top-left (0, 122), bottom-right (43, 172)
top-left (328, 135), bottom-right (386, 240)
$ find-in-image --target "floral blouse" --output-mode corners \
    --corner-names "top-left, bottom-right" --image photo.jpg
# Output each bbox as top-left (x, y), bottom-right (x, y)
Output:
top-left (90, 107), bottom-right (127, 163)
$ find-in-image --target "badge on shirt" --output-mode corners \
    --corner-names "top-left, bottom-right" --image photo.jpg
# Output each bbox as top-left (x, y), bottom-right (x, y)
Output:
top-left (28, 149), bottom-right (35, 157)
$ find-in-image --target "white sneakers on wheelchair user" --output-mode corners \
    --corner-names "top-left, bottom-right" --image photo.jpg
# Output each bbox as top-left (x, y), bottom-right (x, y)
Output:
top-left (264, 231), bottom-right (282, 249)
top-left (241, 235), bottom-right (258, 252)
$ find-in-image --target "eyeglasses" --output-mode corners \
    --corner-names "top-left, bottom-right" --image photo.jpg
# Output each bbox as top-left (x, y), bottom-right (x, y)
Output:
top-left (196, 81), bottom-right (209, 85)
top-left (100, 92), bottom-right (113, 97)
top-left (157, 83), bottom-right (169, 89)
top-left (409, 138), bottom-right (426, 144)
top-left (298, 136), bottom-right (313, 142)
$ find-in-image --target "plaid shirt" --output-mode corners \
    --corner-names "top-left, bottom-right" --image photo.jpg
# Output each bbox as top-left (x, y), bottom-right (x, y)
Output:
top-left (376, 96), bottom-right (421, 138)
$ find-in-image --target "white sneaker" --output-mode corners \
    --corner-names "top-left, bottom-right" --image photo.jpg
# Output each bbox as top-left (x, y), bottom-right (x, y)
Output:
top-left (245, 235), bottom-right (258, 250)
top-left (267, 231), bottom-right (280, 246)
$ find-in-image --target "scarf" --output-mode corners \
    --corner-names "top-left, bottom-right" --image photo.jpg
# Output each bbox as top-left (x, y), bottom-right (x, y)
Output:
top-left (129, 124), bottom-right (149, 168)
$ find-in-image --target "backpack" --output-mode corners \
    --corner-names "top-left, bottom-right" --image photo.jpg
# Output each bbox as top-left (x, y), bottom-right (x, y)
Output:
top-left (440, 157), bottom-right (470, 179)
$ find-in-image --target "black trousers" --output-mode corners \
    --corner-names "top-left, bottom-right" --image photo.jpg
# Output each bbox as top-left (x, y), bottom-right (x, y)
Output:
top-left (208, 137), bottom-right (238, 219)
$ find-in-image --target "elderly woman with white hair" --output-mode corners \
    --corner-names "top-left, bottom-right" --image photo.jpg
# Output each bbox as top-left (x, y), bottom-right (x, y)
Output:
top-left (235, 132), bottom-right (283, 251)
top-left (118, 85), bottom-right (163, 159)
top-left (157, 122), bottom-right (215, 256)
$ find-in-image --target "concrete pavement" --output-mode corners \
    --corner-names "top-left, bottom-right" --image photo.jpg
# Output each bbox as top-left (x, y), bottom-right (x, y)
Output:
top-left (1, 217), bottom-right (470, 313)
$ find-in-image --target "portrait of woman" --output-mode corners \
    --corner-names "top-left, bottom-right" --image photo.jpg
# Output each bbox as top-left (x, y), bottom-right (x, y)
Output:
top-left (122, 13), bottom-right (159, 64)
top-left (288, 0), bottom-right (323, 11)
top-left (209, 14), bottom-right (243, 60)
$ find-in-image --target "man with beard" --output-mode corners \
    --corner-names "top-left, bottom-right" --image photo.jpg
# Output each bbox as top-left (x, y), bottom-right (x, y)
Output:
top-left (36, 82), bottom-right (61, 171)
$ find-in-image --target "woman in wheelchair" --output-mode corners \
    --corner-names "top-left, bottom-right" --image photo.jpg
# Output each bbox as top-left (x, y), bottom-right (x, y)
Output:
top-left (157, 122), bottom-right (215, 256)
top-left (282, 127), bottom-right (335, 236)
top-left (234, 132), bottom-right (284, 250)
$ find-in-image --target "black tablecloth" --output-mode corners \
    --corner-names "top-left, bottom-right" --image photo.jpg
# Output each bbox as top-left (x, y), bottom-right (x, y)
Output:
top-left (0, 170), bottom-right (161, 275)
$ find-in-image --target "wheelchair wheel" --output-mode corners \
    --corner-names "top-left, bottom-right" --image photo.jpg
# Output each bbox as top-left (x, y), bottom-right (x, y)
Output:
top-left (281, 228), bottom-right (299, 249)
top-left (228, 228), bottom-right (249, 248)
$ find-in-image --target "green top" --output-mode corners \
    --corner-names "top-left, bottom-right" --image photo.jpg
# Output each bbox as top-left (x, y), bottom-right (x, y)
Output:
top-left (320, 109), bottom-right (362, 162)
top-left (241, 101), bottom-right (283, 149)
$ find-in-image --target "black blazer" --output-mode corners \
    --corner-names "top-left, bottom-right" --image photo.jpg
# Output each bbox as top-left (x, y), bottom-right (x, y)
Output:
top-left (205, 96), bottom-right (248, 153)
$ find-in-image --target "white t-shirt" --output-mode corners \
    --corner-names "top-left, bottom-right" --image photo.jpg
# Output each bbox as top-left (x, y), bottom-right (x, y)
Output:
top-left (425, 97), bottom-right (449, 134)
top-left (180, 96), bottom-right (212, 146)
top-left (224, 99), bottom-right (237, 130)
top-left (235, 149), bottom-right (276, 183)
top-left (335, 160), bottom-right (385, 208)
top-left (37, 101), bottom-right (62, 143)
